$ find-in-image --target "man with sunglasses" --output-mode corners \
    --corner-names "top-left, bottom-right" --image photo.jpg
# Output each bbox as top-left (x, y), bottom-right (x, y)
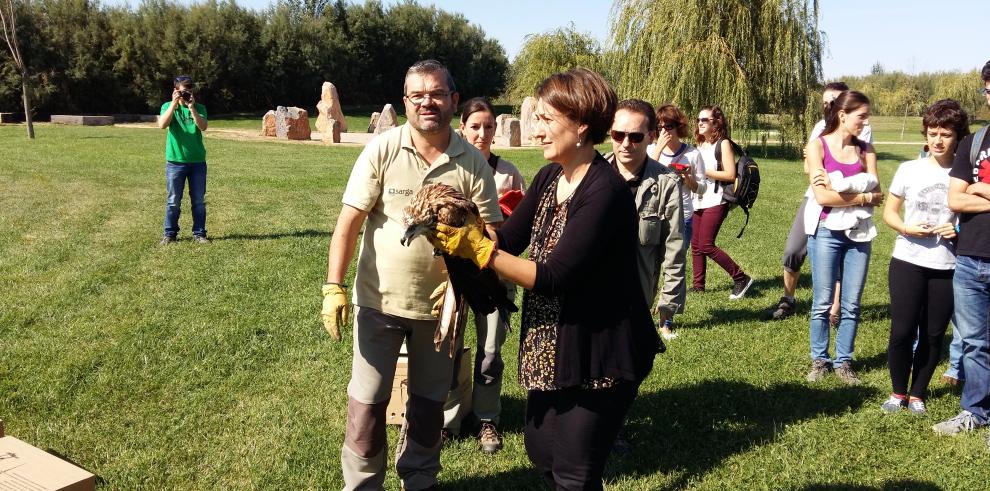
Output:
top-left (604, 99), bottom-right (684, 455)
top-left (158, 75), bottom-right (209, 244)
top-left (606, 99), bottom-right (685, 336)
top-left (933, 60), bottom-right (990, 444)
top-left (321, 59), bottom-right (500, 490)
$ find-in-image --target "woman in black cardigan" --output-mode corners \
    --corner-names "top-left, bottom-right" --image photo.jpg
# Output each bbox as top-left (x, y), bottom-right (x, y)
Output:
top-left (431, 68), bottom-right (660, 490)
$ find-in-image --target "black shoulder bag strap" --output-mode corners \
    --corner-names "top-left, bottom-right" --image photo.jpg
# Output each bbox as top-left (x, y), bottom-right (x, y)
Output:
top-left (972, 126), bottom-right (989, 168)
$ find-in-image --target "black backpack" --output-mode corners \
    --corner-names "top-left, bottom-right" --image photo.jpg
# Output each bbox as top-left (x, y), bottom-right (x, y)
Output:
top-left (714, 138), bottom-right (760, 238)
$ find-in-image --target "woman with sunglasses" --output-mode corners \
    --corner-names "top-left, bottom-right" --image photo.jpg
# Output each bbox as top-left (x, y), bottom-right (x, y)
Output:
top-left (441, 97), bottom-right (526, 453)
top-left (428, 68), bottom-right (660, 489)
top-left (692, 106), bottom-right (753, 299)
top-left (648, 104), bottom-right (704, 337)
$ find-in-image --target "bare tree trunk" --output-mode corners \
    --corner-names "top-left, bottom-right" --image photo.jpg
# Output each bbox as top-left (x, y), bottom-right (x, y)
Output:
top-left (20, 69), bottom-right (33, 139)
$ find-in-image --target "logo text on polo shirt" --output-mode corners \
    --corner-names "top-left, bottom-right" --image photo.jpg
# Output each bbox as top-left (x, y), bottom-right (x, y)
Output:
top-left (388, 188), bottom-right (414, 197)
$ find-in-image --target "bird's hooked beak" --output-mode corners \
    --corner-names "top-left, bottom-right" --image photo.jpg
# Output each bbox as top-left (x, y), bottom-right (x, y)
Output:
top-left (400, 217), bottom-right (437, 247)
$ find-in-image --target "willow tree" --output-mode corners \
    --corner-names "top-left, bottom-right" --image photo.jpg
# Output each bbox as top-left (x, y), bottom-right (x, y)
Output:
top-left (0, 0), bottom-right (33, 138)
top-left (505, 24), bottom-right (603, 103)
top-left (608, 0), bottom-right (823, 150)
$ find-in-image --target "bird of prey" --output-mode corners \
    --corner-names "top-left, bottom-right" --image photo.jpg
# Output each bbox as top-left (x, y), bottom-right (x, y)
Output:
top-left (401, 183), bottom-right (518, 356)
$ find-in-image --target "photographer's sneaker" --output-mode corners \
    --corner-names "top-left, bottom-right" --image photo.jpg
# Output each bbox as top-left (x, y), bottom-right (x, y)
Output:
top-left (159, 235), bottom-right (177, 245)
top-left (933, 410), bottom-right (985, 435)
top-left (806, 359), bottom-right (831, 382)
top-left (192, 235), bottom-right (210, 244)
top-left (880, 394), bottom-right (906, 413)
top-left (729, 275), bottom-right (754, 300)
top-left (834, 361), bottom-right (861, 386)
top-left (478, 422), bottom-right (502, 454)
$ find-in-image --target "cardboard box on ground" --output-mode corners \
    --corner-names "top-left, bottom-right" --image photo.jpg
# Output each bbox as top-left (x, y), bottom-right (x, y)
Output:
top-left (0, 419), bottom-right (96, 491)
top-left (386, 346), bottom-right (471, 426)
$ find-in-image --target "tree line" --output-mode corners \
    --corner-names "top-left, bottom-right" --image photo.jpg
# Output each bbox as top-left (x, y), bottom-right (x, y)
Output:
top-left (0, 0), bottom-right (508, 115)
top-left (843, 66), bottom-right (988, 120)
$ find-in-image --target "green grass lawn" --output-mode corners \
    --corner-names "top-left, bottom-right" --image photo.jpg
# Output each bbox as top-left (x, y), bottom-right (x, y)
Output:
top-left (1, 122), bottom-right (988, 490)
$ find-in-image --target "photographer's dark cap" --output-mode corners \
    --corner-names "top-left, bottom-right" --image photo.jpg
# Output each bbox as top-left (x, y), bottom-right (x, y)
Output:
top-left (174, 75), bottom-right (193, 84)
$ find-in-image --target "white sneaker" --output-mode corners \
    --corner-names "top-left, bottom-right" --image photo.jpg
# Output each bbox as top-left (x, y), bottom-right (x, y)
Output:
top-left (932, 410), bottom-right (985, 435)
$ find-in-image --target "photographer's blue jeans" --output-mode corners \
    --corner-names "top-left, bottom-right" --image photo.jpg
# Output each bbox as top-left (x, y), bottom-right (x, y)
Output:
top-left (163, 161), bottom-right (207, 237)
top-left (953, 255), bottom-right (990, 423)
top-left (808, 225), bottom-right (871, 367)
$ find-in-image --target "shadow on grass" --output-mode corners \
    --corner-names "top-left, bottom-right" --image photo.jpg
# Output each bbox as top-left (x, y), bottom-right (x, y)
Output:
top-left (799, 481), bottom-right (941, 491)
top-left (446, 379), bottom-right (873, 490)
top-left (610, 380), bottom-right (874, 490)
top-left (876, 151), bottom-right (919, 162)
top-left (210, 229), bottom-right (330, 241)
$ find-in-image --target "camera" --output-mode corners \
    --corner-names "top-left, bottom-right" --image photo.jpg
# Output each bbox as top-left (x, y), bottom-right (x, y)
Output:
top-left (179, 90), bottom-right (192, 103)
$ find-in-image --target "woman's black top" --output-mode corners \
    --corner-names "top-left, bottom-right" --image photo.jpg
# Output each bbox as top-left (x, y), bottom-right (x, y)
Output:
top-left (496, 152), bottom-right (661, 389)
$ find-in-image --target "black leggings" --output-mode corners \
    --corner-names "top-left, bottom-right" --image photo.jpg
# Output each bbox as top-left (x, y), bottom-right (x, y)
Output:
top-left (887, 257), bottom-right (954, 399)
top-left (524, 383), bottom-right (637, 491)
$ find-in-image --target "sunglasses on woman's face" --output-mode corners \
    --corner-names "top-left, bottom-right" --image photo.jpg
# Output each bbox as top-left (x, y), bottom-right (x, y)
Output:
top-left (697, 118), bottom-right (711, 124)
top-left (610, 130), bottom-right (646, 144)
top-left (658, 123), bottom-right (677, 131)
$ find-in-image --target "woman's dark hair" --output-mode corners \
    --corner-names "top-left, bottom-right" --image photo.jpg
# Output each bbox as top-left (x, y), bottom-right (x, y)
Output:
top-left (616, 99), bottom-right (657, 133)
top-left (823, 81), bottom-right (850, 92)
top-left (982, 60), bottom-right (990, 83)
top-left (460, 97), bottom-right (495, 124)
top-left (922, 99), bottom-right (970, 140)
top-left (822, 91), bottom-right (870, 140)
top-left (656, 104), bottom-right (688, 138)
top-left (535, 68), bottom-right (617, 144)
top-left (694, 106), bottom-right (727, 144)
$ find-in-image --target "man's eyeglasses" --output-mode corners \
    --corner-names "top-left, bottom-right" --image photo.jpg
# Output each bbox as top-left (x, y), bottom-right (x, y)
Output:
top-left (405, 91), bottom-right (450, 105)
top-left (697, 117), bottom-right (711, 124)
top-left (610, 130), bottom-right (645, 144)
top-left (981, 87), bottom-right (990, 96)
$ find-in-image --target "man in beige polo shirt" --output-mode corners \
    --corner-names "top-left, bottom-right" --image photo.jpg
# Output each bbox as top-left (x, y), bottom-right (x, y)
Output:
top-left (321, 60), bottom-right (501, 491)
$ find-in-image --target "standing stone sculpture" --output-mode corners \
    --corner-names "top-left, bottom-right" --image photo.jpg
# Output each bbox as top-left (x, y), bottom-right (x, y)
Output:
top-left (368, 112), bottom-right (381, 133)
top-left (322, 118), bottom-right (342, 145)
top-left (495, 114), bottom-right (512, 138)
top-left (373, 104), bottom-right (398, 134)
top-left (316, 82), bottom-right (348, 134)
top-left (261, 110), bottom-right (277, 137)
top-left (504, 118), bottom-right (521, 147)
top-left (520, 96), bottom-right (537, 144)
top-left (275, 106), bottom-right (312, 140)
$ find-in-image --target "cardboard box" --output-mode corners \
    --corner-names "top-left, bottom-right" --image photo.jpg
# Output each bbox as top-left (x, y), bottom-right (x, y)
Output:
top-left (385, 347), bottom-right (471, 426)
top-left (0, 431), bottom-right (96, 491)
top-left (385, 353), bottom-right (410, 425)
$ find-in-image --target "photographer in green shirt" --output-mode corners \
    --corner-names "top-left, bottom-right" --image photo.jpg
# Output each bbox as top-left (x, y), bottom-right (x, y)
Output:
top-left (158, 75), bottom-right (209, 244)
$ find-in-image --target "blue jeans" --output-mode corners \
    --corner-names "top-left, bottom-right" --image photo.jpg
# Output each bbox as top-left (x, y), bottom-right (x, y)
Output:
top-left (953, 255), bottom-right (990, 422)
top-left (163, 161), bottom-right (207, 237)
top-left (808, 225), bottom-right (871, 367)
top-left (683, 217), bottom-right (693, 252)
top-left (944, 323), bottom-right (965, 381)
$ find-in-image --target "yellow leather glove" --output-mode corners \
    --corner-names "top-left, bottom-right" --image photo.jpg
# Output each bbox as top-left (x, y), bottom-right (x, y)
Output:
top-left (430, 281), bottom-right (448, 318)
top-left (430, 221), bottom-right (495, 269)
top-left (321, 283), bottom-right (349, 341)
